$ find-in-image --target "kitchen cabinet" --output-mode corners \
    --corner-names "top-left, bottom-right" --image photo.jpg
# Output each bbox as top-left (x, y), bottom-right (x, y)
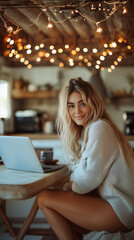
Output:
top-left (11, 89), bottom-right (60, 99)
top-left (11, 89), bottom-right (60, 134)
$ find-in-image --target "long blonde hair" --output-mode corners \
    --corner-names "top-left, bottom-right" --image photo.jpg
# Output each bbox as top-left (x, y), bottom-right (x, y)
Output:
top-left (56, 77), bottom-right (134, 163)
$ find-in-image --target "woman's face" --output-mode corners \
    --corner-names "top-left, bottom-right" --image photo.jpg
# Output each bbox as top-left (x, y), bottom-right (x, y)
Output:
top-left (67, 91), bottom-right (92, 127)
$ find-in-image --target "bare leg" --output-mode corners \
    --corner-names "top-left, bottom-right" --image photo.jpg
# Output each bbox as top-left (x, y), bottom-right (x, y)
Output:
top-left (37, 190), bottom-right (128, 240)
top-left (41, 205), bottom-right (82, 240)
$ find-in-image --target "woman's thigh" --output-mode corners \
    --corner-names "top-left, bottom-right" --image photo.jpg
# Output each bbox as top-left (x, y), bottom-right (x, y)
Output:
top-left (37, 190), bottom-right (128, 233)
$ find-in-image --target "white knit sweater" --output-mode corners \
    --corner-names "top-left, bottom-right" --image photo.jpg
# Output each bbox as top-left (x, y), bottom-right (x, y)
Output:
top-left (70, 120), bottom-right (134, 229)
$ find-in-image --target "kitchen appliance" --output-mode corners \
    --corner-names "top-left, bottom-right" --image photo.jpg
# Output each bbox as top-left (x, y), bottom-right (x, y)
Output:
top-left (14, 110), bottom-right (43, 133)
top-left (123, 111), bottom-right (134, 135)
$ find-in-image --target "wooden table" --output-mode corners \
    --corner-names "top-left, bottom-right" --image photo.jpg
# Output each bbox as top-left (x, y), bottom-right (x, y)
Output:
top-left (0, 165), bottom-right (69, 240)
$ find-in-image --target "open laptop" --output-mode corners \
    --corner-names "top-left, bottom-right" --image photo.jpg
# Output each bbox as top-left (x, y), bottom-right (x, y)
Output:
top-left (0, 136), bottom-right (64, 173)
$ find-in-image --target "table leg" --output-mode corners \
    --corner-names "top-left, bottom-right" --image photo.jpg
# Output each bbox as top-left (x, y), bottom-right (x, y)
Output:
top-left (14, 198), bottom-right (39, 240)
top-left (0, 200), bottom-right (16, 238)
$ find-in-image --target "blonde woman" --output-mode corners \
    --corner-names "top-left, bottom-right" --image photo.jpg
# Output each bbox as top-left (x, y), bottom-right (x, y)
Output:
top-left (37, 78), bottom-right (134, 240)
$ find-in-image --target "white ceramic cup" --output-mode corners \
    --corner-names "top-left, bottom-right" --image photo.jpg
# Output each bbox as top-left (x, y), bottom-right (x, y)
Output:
top-left (45, 121), bottom-right (53, 134)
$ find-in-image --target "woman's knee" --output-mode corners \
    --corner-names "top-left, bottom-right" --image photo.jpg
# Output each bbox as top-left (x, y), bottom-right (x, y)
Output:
top-left (37, 190), bottom-right (50, 209)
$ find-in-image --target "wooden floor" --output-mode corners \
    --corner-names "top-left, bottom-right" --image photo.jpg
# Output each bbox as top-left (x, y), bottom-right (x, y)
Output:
top-left (0, 223), bottom-right (58, 240)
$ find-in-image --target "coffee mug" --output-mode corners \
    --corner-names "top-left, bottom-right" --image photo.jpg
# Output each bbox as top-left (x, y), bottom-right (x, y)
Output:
top-left (40, 148), bottom-right (53, 161)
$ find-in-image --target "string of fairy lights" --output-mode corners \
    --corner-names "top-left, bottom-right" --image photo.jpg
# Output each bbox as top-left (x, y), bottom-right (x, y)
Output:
top-left (0, 0), bottom-right (132, 72)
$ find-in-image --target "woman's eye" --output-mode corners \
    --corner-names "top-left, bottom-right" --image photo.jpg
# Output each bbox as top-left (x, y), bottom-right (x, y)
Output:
top-left (81, 102), bottom-right (86, 106)
top-left (68, 105), bottom-right (74, 108)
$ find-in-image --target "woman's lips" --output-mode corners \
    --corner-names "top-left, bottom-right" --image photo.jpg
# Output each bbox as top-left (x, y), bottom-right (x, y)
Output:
top-left (74, 115), bottom-right (85, 120)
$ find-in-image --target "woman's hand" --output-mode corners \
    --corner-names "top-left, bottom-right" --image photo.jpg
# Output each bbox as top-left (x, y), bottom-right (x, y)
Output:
top-left (49, 176), bottom-right (70, 190)
top-left (63, 181), bottom-right (73, 191)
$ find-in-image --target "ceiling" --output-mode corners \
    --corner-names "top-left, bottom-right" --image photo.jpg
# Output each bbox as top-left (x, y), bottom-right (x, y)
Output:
top-left (0, 0), bottom-right (134, 70)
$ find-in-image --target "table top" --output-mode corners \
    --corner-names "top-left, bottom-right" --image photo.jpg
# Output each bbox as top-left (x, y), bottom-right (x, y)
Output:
top-left (0, 165), bottom-right (69, 200)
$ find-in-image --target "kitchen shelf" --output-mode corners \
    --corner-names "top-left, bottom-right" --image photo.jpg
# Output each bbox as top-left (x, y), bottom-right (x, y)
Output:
top-left (11, 89), bottom-right (60, 99)
top-left (111, 94), bottom-right (134, 99)
top-left (105, 94), bottom-right (134, 103)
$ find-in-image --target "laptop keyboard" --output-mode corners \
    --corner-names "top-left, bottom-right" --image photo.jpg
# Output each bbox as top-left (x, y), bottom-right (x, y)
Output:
top-left (41, 164), bottom-right (64, 173)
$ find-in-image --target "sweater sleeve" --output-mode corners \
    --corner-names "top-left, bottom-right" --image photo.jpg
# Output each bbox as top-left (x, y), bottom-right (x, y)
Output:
top-left (71, 120), bottom-right (119, 194)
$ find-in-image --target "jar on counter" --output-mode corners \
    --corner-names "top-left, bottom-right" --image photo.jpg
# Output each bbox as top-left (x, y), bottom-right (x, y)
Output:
top-left (45, 121), bottom-right (53, 134)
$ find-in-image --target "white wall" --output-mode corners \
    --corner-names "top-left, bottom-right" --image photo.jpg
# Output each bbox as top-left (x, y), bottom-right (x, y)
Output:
top-left (101, 67), bottom-right (134, 131)
top-left (101, 66), bottom-right (134, 96)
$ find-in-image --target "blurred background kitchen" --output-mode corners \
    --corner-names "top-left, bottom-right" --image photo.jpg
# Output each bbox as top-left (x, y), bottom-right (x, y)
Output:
top-left (0, 58), bottom-right (134, 137)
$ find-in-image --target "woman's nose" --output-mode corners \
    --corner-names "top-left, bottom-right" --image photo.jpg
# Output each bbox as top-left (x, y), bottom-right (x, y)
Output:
top-left (75, 105), bottom-right (80, 114)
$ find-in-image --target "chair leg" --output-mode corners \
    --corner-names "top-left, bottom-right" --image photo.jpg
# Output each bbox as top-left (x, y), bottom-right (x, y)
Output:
top-left (14, 197), bottom-right (39, 240)
top-left (0, 207), bottom-right (16, 238)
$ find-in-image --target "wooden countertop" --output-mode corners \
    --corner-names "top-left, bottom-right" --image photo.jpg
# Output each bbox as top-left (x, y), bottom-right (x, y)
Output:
top-left (5, 133), bottom-right (59, 140)
top-left (6, 133), bottom-right (134, 141)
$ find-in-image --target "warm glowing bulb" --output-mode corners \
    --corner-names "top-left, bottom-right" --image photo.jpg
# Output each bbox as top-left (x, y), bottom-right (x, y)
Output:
top-left (111, 65), bottom-right (115, 69)
top-left (110, 42), bottom-right (117, 48)
top-left (24, 60), bottom-right (29, 65)
top-left (96, 23), bottom-right (103, 33)
top-left (36, 58), bottom-right (41, 62)
top-left (27, 64), bottom-right (32, 69)
top-left (47, 18), bottom-right (53, 29)
top-left (11, 49), bottom-right (15, 53)
top-left (114, 61), bottom-right (118, 65)
top-left (76, 47), bottom-right (80, 52)
top-left (59, 62), bottom-right (64, 67)
top-left (71, 50), bottom-right (76, 55)
top-left (50, 58), bottom-right (55, 63)
top-left (69, 62), bottom-right (74, 66)
top-left (7, 38), bottom-right (11, 42)
top-left (96, 27), bottom-right (103, 33)
top-left (108, 68), bottom-right (112, 72)
top-left (52, 49), bottom-right (57, 54)
top-left (117, 57), bottom-right (122, 62)
top-left (26, 49), bottom-right (32, 54)
top-left (127, 45), bottom-right (131, 50)
top-left (92, 48), bottom-right (98, 53)
top-left (65, 44), bottom-right (69, 49)
top-left (20, 58), bottom-right (25, 62)
top-left (15, 54), bottom-right (20, 58)
top-left (47, 22), bottom-right (53, 29)
top-left (100, 56), bottom-right (105, 61)
top-left (104, 43), bottom-right (108, 48)
top-left (95, 65), bottom-right (100, 69)
top-left (69, 58), bottom-right (73, 62)
top-left (58, 48), bottom-right (63, 53)
top-left (40, 43), bottom-right (44, 48)
top-left (45, 53), bottom-right (50, 57)
top-left (87, 62), bottom-right (91, 67)
top-left (84, 58), bottom-right (88, 63)
top-left (102, 51), bottom-right (107, 56)
top-left (9, 53), bottom-right (13, 57)
top-left (108, 51), bottom-right (113, 56)
top-left (122, 6), bottom-right (127, 14)
top-left (50, 45), bottom-right (54, 50)
top-left (27, 44), bottom-right (31, 49)
top-left (35, 45), bottom-right (39, 50)
top-left (7, 26), bottom-right (13, 33)
top-left (10, 40), bottom-right (14, 45)
top-left (79, 55), bottom-right (83, 60)
top-left (83, 48), bottom-right (88, 52)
